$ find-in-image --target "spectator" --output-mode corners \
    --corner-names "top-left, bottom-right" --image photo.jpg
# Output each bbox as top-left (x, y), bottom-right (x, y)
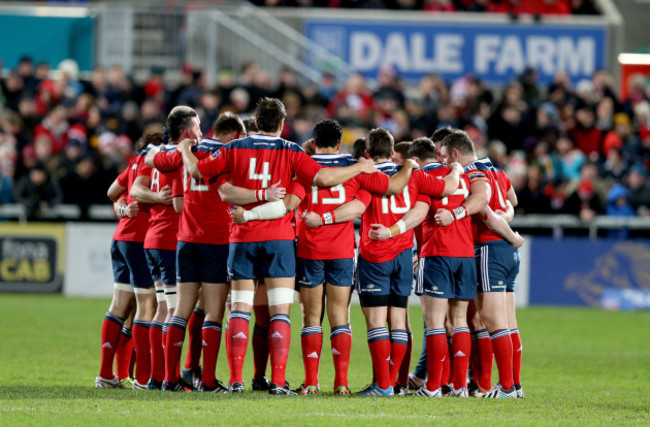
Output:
top-left (626, 165), bottom-right (650, 216)
top-left (13, 162), bottom-right (62, 219)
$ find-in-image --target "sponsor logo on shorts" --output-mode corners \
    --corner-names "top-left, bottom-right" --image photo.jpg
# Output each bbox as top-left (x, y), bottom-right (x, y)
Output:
top-left (361, 284), bottom-right (381, 292)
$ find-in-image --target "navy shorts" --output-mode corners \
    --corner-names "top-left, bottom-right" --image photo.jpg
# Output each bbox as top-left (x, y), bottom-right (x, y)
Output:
top-left (297, 258), bottom-right (354, 288)
top-left (145, 248), bottom-right (177, 286)
top-left (357, 249), bottom-right (413, 306)
top-left (176, 241), bottom-right (229, 284)
top-left (416, 256), bottom-right (476, 300)
top-left (228, 240), bottom-right (295, 280)
top-left (111, 240), bottom-right (153, 288)
top-left (476, 240), bottom-right (520, 293)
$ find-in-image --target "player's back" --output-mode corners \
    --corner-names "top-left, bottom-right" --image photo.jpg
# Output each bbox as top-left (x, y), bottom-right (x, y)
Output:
top-left (113, 148), bottom-right (151, 243)
top-left (466, 158), bottom-right (507, 244)
top-left (419, 162), bottom-right (473, 258)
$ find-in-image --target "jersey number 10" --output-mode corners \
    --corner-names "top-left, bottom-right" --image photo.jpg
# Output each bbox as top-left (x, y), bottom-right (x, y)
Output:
top-left (381, 187), bottom-right (411, 214)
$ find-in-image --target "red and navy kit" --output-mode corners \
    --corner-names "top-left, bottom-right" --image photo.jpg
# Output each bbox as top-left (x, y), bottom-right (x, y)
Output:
top-left (466, 158), bottom-right (506, 245)
top-left (144, 144), bottom-right (183, 251)
top-left (197, 134), bottom-right (322, 243)
top-left (113, 149), bottom-right (152, 243)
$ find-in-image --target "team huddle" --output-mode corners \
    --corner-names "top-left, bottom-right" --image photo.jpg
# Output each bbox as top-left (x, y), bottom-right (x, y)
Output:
top-left (97, 97), bottom-right (525, 398)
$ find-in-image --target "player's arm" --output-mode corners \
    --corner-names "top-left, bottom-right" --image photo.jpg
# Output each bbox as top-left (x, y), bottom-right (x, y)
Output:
top-left (478, 206), bottom-right (524, 248)
top-left (219, 180), bottom-right (286, 205)
top-left (417, 162), bottom-right (463, 199)
top-left (385, 160), bottom-right (417, 196)
top-left (230, 180), bottom-right (303, 224)
top-left (496, 187), bottom-right (518, 223)
top-left (434, 175), bottom-right (490, 227)
top-left (113, 197), bottom-right (140, 219)
top-left (301, 190), bottom-right (370, 228)
top-left (130, 175), bottom-right (172, 205)
top-left (144, 145), bottom-right (161, 168)
top-left (314, 158), bottom-right (378, 188)
top-left (107, 180), bottom-right (126, 203)
top-left (151, 149), bottom-right (184, 173)
top-left (369, 201), bottom-right (429, 241)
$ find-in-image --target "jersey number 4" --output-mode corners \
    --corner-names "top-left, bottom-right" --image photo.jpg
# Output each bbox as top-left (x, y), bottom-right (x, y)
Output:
top-left (249, 158), bottom-right (272, 188)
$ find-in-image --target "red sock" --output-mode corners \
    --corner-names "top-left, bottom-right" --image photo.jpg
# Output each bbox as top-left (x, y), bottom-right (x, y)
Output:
top-left (389, 329), bottom-right (408, 386)
top-left (477, 329), bottom-right (493, 390)
top-left (129, 347), bottom-right (135, 379)
top-left (200, 321), bottom-right (222, 388)
top-left (441, 337), bottom-right (451, 387)
top-left (184, 309), bottom-right (205, 370)
top-left (367, 327), bottom-right (391, 390)
top-left (396, 331), bottom-right (413, 387)
top-left (511, 328), bottom-right (522, 386)
top-left (99, 312), bottom-right (123, 379)
top-left (269, 314), bottom-right (292, 387)
top-left (469, 332), bottom-right (480, 384)
top-left (132, 321), bottom-right (151, 385)
top-left (490, 329), bottom-right (514, 390)
top-left (424, 329), bottom-right (447, 391)
top-left (164, 316), bottom-right (188, 384)
top-left (301, 326), bottom-right (323, 387)
top-left (252, 324), bottom-right (269, 379)
top-left (451, 327), bottom-right (471, 390)
top-left (115, 326), bottom-right (133, 380)
top-left (149, 322), bottom-right (165, 383)
top-left (228, 311), bottom-right (251, 385)
top-left (330, 325), bottom-right (352, 389)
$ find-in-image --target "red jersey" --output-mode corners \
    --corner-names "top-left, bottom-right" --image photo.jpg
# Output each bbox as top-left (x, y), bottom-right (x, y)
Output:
top-left (144, 144), bottom-right (182, 251)
top-left (419, 162), bottom-right (474, 258)
top-left (289, 154), bottom-right (389, 260)
top-left (467, 158), bottom-right (505, 245)
top-left (112, 147), bottom-right (152, 243)
top-left (196, 134), bottom-right (323, 243)
top-left (357, 162), bottom-right (446, 264)
top-left (154, 138), bottom-right (231, 245)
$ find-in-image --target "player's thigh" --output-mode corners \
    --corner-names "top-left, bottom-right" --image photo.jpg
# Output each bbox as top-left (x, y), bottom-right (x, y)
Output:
top-left (176, 241), bottom-right (200, 284)
top-left (150, 249), bottom-right (176, 286)
top-left (260, 240), bottom-right (296, 279)
top-left (297, 258), bottom-right (325, 289)
top-left (477, 241), bottom-right (514, 294)
top-left (389, 249), bottom-right (414, 305)
top-left (388, 306), bottom-right (407, 330)
top-left (506, 292), bottom-right (518, 330)
top-left (120, 241), bottom-right (153, 289)
top-left (110, 240), bottom-right (130, 288)
top-left (418, 256), bottom-right (456, 300)
top-left (467, 299), bottom-right (484, 331)
top-left (228, 242), bottom-right (258, 281)
top-left (202, 282), bottom-right (229, 323)
top-left (362, 305), bottom-right (388, 330)
top-left (300, 285), bottom-right (324, 326)
top-left (197, 243), bottom-right (229, 285)
top-left (452, 257), bottom-right (477, 301)
top-left (325, 283), bottom-right (352, 327)
top-left (324, 258), bottom-right (354, 288)
top-left (448, 299), bottom-right (469, 328)
top-left (357, 254), bottom-right (391, 309)
top-left (265, 276), bottom-right (295, 316)
top-left (420, 294), bottom-right (448, 330)
top-left (505, 249), bottom-right (521, 293)
top-left (477, 291), bottom-right (507, 330)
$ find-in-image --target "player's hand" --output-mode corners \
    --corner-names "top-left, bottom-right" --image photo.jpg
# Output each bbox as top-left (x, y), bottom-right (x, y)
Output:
top-left (230, 206), bottom-right (247, 224)
top-left (434, 208), bottom-right (454, 227)
top-left (357, 158), bottom-right (378, 174)
top-left (177, 139), bottom-right (193, 152)
top-left (404, 159), bottom-right (419, 170)
top-left (125, 201), bottom-right (139, 218)
top-left (158, 185), bottom-right (173, 205)
top-left (266, 180), bottom-right (286, 202)
top-left (512, 232), bottom-right (525, 249)
top-left (301, 210), bottom-right (322, 228)
top-left (369, 223), bottom-right (391, 241)
top-left (448, 162), bottom-right (463, 175)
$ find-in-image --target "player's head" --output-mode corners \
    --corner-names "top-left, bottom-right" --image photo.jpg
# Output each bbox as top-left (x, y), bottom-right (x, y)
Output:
top-left (312, 119), bottom-right (342, 151)
top-left (392, 141), bottom-right (412, 165)
top-left (366, 128), bottom-right (394, 161)
top-left (302, 139), bottom-right (315, 156)
top-left (166, 106), bottom-right (201, 143)
top-left (136, 131), bottom-right (164, 152)
top-left (213, 112), bottom-right (246, 143)
top-left (352, 138), bottom-right (367, 160)
top-left (243, 118), bottom-right (258, 136)
top-left (408, 137), bottom-right (436, 168)
top-left (255, 97), bottom-right (287, 134)
top-left (431, 126), bottom-right (457, 163)
top-left (440, 130), bottom-right (475, 166)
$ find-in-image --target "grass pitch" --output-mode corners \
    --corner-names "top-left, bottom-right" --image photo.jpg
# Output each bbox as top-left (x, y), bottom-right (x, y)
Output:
top-left (0, 294), bottom-right (648, 425)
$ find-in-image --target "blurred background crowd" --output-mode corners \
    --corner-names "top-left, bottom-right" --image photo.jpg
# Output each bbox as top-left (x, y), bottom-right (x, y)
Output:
top-left (1, 54), bottom-right (649, 221)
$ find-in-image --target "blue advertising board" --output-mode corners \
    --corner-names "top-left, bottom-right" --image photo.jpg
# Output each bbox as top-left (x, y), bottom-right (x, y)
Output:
top-left (304, 19), bottom-right (607, 85)
top-left (528, 238), bottom-right (650, 307)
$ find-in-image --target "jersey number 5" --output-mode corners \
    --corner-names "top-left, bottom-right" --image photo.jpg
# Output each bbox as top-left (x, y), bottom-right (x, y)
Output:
top-left (249, 158), bottom-right (272, 188)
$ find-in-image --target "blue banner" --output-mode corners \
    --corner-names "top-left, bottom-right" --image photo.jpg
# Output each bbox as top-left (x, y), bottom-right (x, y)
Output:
top-left (304, 19), bottom-right (607, 85)
top-left (529, 238), bottom-right (650, 307)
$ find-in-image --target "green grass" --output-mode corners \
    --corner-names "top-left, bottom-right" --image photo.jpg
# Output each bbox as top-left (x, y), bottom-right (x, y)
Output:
top-left (0, 294), bottom-right (648, 425)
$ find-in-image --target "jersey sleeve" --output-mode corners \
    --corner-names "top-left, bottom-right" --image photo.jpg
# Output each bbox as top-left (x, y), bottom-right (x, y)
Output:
top-left (116, 167), bottom-right (129, 188)
top-left (356, 172), bottom-right (389, 195)
top-left (291, 150), bottom-right (323, 184)
top-left (467, 170), bottom-right (488, 184)
top-left (354, 189), bottom-right (373, 207)
top-left (154, 150), bottom-right (182, 172)
top-left (288, 179), bottom-right (307, 201)
top-left (170, 171), bottom-right (183, 197)
top-left (197, 147), bottom-right (231, 179)
top-left (136, 158), bottom-right (152, 178)
top-left (415, 170), bottom-right (446, 198)
top-left (417, 194), bottom-right (432, 205)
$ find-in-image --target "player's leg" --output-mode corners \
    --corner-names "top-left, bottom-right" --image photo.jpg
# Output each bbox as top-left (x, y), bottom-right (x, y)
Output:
top-left (324, 258), bottom-right (354, 396)
top-left (441, 315), bottom-right (453, 393)
top-left (148, 279), bottom-right (167, 390)
top-left (262, 240), bottom-right (297, 395)
top-left (197, 244), bottom-right (230, 393)
top-left (506, 250), bottom-right (523, 397)
top-left (183, 294), bottom-right (205, 385)
top-left (296, 258), bottom-right (325, 394)
top-left (387, 249), bottom-right (414, 388)
top-left (395, 309), bottom-right (413, 394)
top-left (97, 240), bottom-right (135, 388)
top-left (468, 300), bottom-right (492, 394)
top-left (449, 299), bottom-right (470, 396)
top-left (115, 307), bottom-right (135, 385)
top-left (251, 281), bottom-right (271, 390)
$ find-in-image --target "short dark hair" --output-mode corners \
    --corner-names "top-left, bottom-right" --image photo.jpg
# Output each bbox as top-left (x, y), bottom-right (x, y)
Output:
top-left (393, 141), bottom-right (412, 159)
top-left (312, 119), bottom-right (342, 149)
top-left (366, 128), bottom-right (394, 160)
top-left (409, 137), bottom-right (436, 160)
top-left (431, 126), bottom-right (457, 143)
top-left (255, 97), bottom-right (287, 133)
top-left (213, 112), bottom-right (246, 138)
top-left (352, 138), bottom-right (366, 160)
top-left (441, 130), bottom-right (475, 156)
top-left (243, 118), bottom-right (258, 134)
top-left (166, 106), bottom-right (198, 142)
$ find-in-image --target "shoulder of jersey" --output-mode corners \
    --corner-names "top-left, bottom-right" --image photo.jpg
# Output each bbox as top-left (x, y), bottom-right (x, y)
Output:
top-left (311, 153), bottom-right (355, 167)
top-left (195, 137), bottom-right (224, 153)
top-left (422, 161), bottom-right (446, 172)
top-left (159, 143), bottom-right (178, 154)
top-left (464, 157), bottom-right (493, 173)
top-left (229, 135), bottom-right (303, 152)
top-left (375, 161), bottom-right (400, 174)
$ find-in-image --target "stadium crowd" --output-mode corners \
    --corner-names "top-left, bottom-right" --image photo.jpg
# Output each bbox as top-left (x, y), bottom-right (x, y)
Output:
top-left (0, 56), bottom-right (649, 220)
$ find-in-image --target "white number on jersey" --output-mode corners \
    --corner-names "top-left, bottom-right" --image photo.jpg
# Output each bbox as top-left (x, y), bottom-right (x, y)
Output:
top-left (183, 167), bottom-right (208, 192)
top-left (381, 187), bottom-right (411, 214)
top-left (249, 158), bottom-right (272, 188)
top-left (441, 178), bottom-right (469, 205)
top-left (494, 178), bottom-right (507, 209)
top-left (151, 169), bottom-right (160, 192)
top-left (311, 184), bottom-right (346, 205)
